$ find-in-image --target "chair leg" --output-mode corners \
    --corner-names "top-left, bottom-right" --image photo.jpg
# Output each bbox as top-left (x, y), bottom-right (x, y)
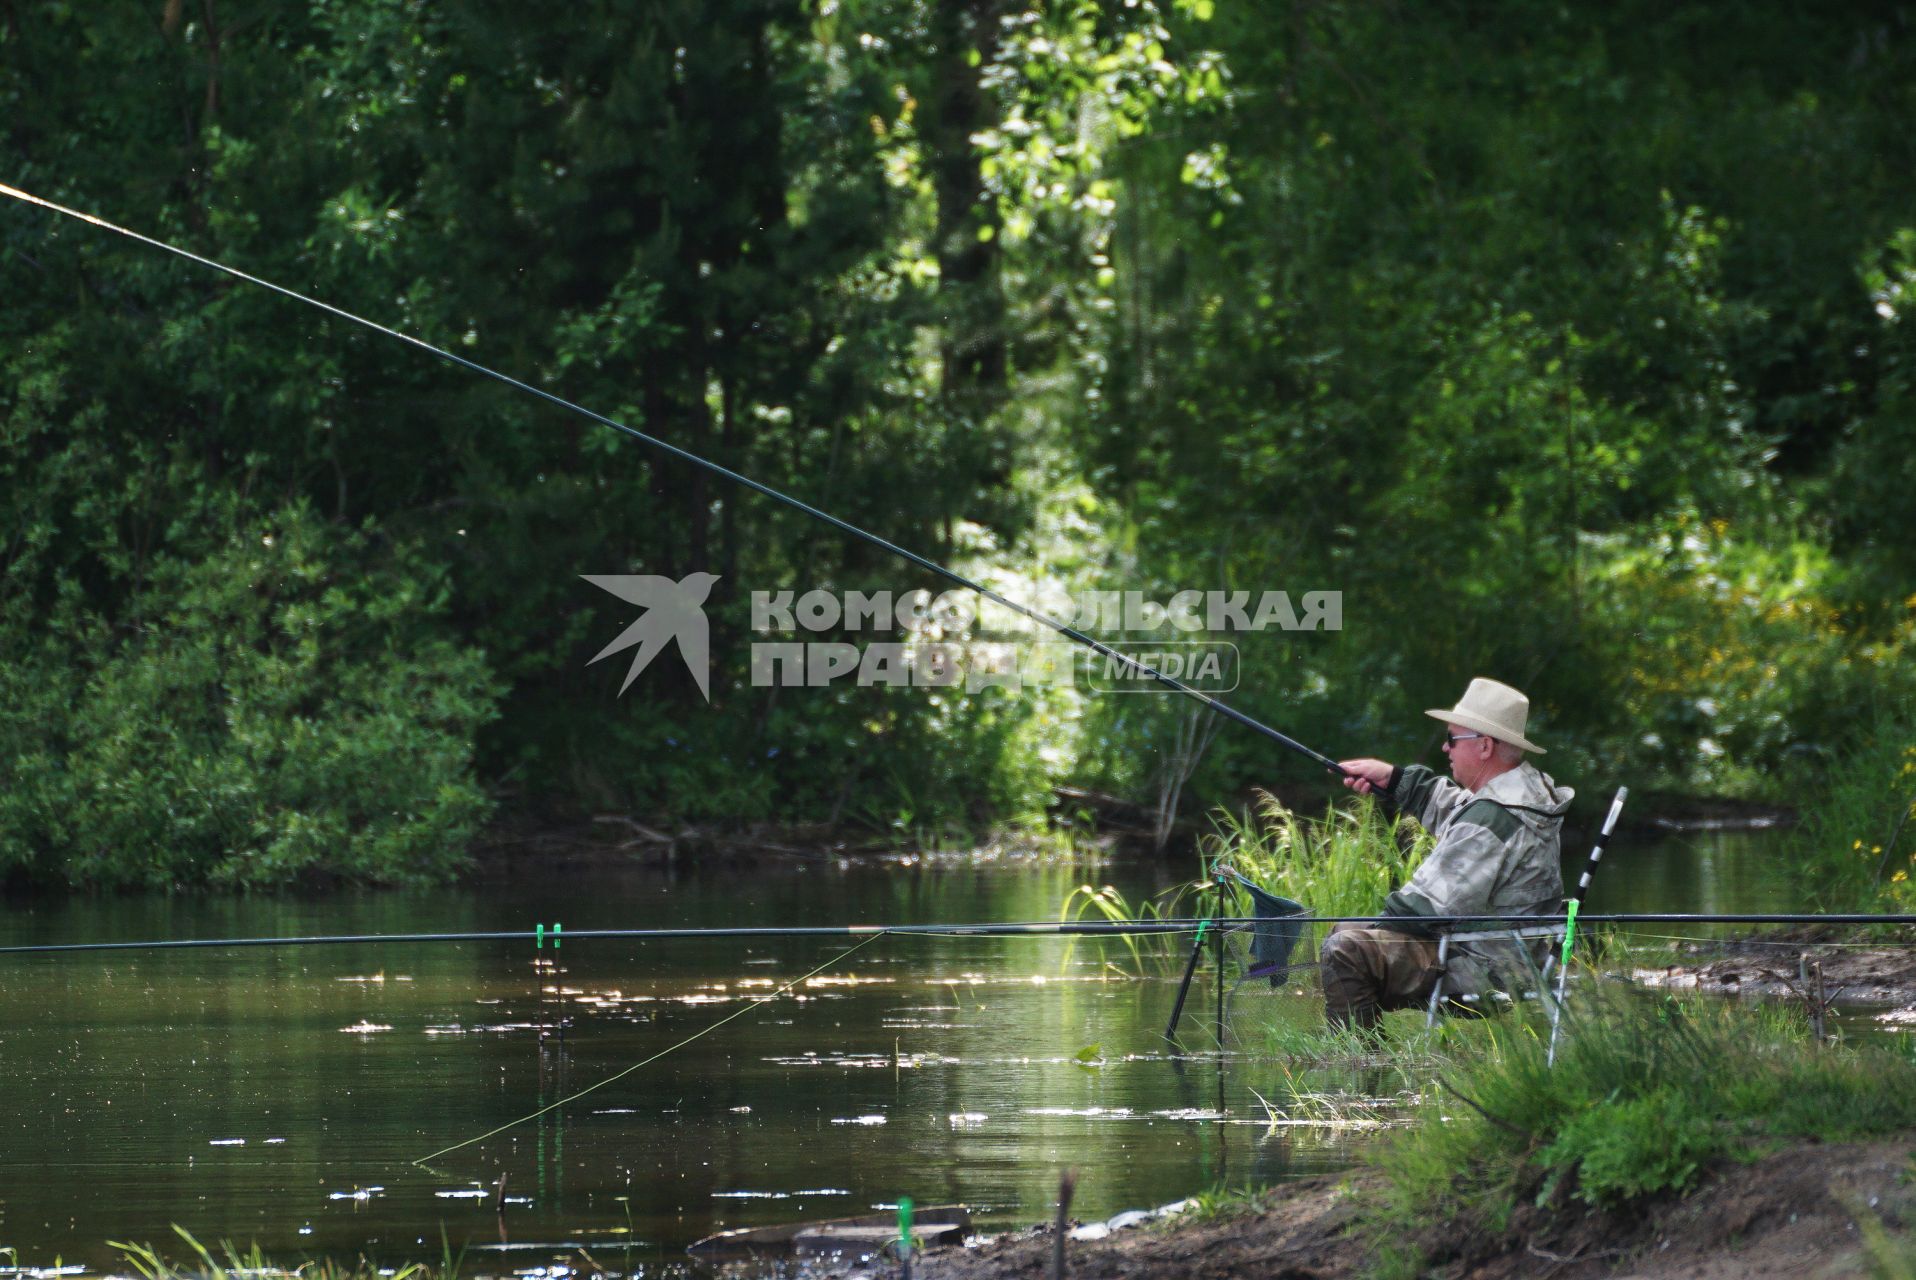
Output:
top-left (1424, 935), bottom-right (1451, 1029)
top-left (1509, 929), bottom-right (1555, 1002)
top-left (1547, 951), bottom-right (1573, 1067)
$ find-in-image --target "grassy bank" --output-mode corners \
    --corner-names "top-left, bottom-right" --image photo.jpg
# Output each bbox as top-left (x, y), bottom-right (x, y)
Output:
top-left (1358, 994), bottom-right (1916, 1278)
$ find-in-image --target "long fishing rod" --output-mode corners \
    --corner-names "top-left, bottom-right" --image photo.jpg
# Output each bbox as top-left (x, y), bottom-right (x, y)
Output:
top-left (0, 182), bottom-right (1349, 780)
top-left (6, 913), bottom-right (1916, 957)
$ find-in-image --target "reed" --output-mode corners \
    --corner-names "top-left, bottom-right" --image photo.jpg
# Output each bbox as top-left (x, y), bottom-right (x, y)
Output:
top-left (1256, 1012), bottom-right (1446, 1067)
top-left (1197, 791), bottom-right (1428, 923)
top-left (1057, 793), bottom-right (1424, 976)
top-left (111, 1228), bottom-right (445, 1280)
top-left (1247, 1071), bottom-right (1408, 1133)
top-left (1057, 882), bottom-right (1180, 973)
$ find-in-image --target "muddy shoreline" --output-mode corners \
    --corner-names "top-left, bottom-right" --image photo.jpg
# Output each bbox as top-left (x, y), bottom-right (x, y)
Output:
top-left (1628, 926), bottom-right (1916, 1016)
top-left (865, 1134), bottom-right (1914, 1279)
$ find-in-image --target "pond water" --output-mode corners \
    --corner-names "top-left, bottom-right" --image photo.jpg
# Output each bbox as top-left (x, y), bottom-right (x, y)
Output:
top-left (0, 823), bottom-right (1793, 1274)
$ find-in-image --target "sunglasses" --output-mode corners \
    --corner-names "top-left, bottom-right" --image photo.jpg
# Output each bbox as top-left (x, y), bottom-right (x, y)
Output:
top-left (1443, 732), bottom-right (1487, 749)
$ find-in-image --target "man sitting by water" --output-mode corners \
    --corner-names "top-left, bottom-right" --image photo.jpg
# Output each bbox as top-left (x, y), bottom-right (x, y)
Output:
top-left (1322, 678), bottom-right (1573, 1032)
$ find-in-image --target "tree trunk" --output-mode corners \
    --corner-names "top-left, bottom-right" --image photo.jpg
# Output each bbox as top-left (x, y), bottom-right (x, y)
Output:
top-left (925, 0), bottom-right (1006, 409)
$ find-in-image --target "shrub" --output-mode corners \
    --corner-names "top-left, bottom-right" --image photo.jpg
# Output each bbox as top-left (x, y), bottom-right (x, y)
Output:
top-left (0, 503), bottom-right (496, 889)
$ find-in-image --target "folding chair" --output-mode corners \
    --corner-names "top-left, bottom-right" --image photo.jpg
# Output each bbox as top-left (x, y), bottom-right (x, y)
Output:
top-left (1421, 923), bottom-right (1569, 1028)
top-left (1423, 787), bottom-right (1628, 1062)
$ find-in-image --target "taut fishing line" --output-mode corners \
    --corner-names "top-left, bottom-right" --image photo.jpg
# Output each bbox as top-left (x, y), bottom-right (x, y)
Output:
top-left (7, 914), bottom-right (1916, 958)
top-left (0, 919), bottom-right (1224, 956)
top-left (0, 182), bottom-right (1348, 779)
top-left (412, 929), bottom-right (885, 1166)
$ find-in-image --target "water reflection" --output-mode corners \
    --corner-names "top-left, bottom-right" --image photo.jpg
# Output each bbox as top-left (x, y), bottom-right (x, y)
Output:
top-left (1595, 824), bottom-right (1800, 918)
top-left (0, 827), bottom-right (1788, 1269)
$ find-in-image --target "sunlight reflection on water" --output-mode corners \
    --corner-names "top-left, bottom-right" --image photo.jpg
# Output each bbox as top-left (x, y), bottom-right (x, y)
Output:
top-left (0, 827), bottom-right (1788, 1271)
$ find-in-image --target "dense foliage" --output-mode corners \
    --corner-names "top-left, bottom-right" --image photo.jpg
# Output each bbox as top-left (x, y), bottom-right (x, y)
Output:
top-left (3, 2), bottom-right (1913, 887)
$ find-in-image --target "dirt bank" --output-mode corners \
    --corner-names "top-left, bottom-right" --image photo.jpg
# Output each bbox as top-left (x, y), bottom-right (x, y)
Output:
top-left (895, 1134), bottom-right (1915, 1279)
top-left (1629, 927), bottom-right (1916, 1020)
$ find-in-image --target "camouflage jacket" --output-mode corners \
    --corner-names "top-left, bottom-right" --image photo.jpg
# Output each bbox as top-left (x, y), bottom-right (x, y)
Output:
top-left (1380, 762), bottom-right (1574, 992)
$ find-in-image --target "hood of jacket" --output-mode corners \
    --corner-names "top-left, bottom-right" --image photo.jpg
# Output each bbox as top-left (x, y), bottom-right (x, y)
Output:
top-left (1474, 762), bottom-right (1574, 831)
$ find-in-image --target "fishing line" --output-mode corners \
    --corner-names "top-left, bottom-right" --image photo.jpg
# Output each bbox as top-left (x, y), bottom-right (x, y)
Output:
top-left (7, 914), bottom-right (1916, 957)
top-left (0, 919), bottom-right (1227, 957)
top-left (0, 182), bottom-right (1347, 779)
top-left (412, 929), bottom-right (886, 1166)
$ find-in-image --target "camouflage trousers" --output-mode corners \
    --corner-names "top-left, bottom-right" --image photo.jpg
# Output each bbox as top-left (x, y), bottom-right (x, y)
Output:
top-left (1319, 922), bottom-right (1443, 1032)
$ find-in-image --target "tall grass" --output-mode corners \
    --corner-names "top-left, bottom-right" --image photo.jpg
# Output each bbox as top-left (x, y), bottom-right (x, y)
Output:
top-left (1198, 790), bottom-right (1429, 922)
top-left (1057, 792), bottom-right (1425, 975)
top-left (111, 1227), bottom-right (453, 1280)
top-left (1794, 700), bottom-right (1916, 911)
top-left (1361, 992), bottom-right (1916, 1278)
top-left (1058, 882), bottom-right (1179, 973)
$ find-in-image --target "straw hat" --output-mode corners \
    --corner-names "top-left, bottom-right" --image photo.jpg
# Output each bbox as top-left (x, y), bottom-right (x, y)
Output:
top-left (1425, 677), bottom-right (1545, 754)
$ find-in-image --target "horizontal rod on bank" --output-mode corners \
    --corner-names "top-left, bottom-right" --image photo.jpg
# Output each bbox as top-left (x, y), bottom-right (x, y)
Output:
top-left (4, 914), bottom-right (1916, 957)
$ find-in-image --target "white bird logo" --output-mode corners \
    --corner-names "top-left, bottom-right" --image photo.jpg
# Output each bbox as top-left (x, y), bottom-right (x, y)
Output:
top-left (582, 572), bottom-right (719, 701)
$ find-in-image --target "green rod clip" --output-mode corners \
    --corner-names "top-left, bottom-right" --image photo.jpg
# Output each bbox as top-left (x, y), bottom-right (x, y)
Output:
top-left (1559, 899), bottom-right (1580, 971)
top-left (553, 922), bottom-right (562, 950)
top-left (898, 1195), bottom-right (914, 1267)
top-left (536, 923), bottom-right (544, 950)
